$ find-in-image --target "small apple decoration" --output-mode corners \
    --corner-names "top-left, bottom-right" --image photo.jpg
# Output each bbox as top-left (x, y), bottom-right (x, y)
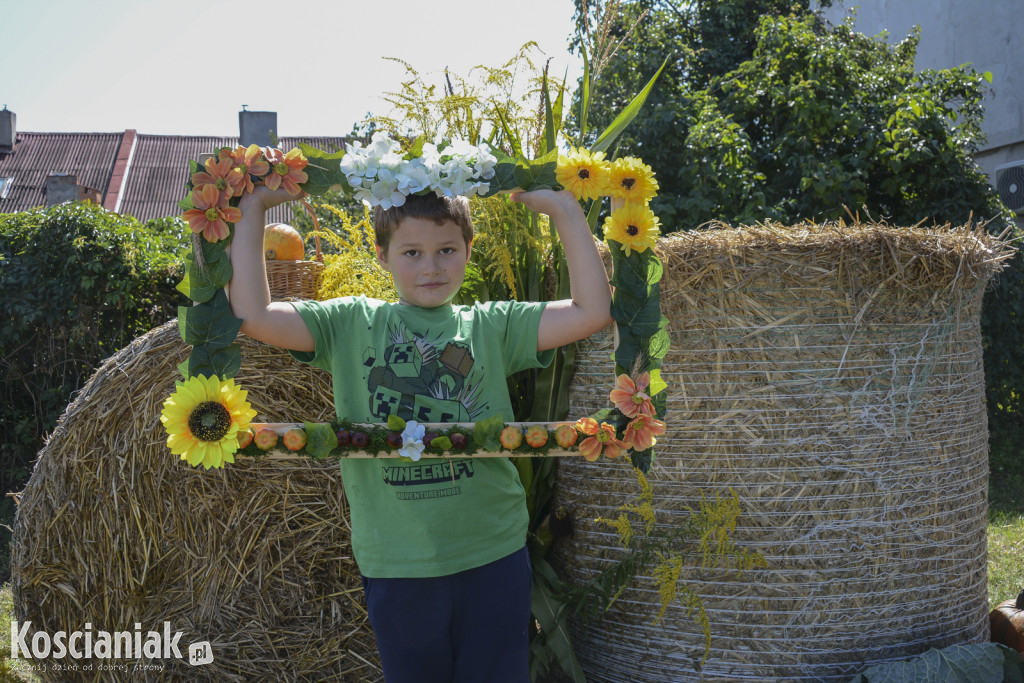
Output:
top-left (254, 427), bottom-right (279, 451)
top-left (524, 425), bottom-right (549, 448)
top-left (499, 426), bottom-right (523, 450)
top-left (554, 424), bottom-right (578, 448)
top-left (283, 427), bottom-right (307, 452)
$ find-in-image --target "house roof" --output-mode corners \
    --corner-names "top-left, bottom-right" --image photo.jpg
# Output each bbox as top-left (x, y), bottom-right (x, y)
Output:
top-left (0, 130), bottom-right (349, 225)
top-left (0, 132), bottom-right (125, 209)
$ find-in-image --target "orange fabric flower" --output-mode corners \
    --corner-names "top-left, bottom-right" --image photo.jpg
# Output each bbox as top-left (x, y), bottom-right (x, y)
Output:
top-left (575, 417), bottom-right (626, 461)
top-left (609, 372), bottom-right (654, 418)
top-left (182, 184), bottom-right (242, 242)
top-left (191, 153), bottom-right (245, 202)
top-left (622, 413), bottom-right (667, 451)
top-left (263, 147), bottom-right (309, 195)
top-left (229, 143), bottom-right (271, 194)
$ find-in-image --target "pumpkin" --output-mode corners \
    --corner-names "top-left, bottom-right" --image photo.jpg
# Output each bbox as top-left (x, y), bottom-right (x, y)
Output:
top-left (990, 588), bottom-right (1024, 653)
top-left (263, 223), bottom-right (305, 261)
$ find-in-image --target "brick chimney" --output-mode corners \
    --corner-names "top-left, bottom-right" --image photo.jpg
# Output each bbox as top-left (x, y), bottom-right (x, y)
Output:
top-left (239, 109), bottom-right (277, 148)
top-left (0, 106), bottom-right (15, 151)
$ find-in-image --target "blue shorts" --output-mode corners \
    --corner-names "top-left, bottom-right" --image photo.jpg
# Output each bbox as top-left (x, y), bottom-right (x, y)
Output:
top-left (361, 546), bottom-right (532, 683)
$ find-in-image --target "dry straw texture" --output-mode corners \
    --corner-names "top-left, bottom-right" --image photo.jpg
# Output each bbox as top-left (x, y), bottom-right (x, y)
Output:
top-left (11, 323), bottom-right (382, 682)
top-left (554, 220), bottom-right (1014, 681)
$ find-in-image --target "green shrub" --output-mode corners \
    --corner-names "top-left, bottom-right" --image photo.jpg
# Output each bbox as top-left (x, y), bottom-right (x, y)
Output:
top-left (0, 203), bottom-right (188, 579)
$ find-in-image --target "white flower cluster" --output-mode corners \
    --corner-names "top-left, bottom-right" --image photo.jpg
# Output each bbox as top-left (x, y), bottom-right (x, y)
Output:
top-left (340, 132), bottom-right (498, 209)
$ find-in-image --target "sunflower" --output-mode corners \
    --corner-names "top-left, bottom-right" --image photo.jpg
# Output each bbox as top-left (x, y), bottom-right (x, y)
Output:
top-left (160, 374), bottom-right (257, 469)
top-left (607, 157), bottom-right (659, 203)
top-left (604, 202), bottom-right (661, 256)
top-left (556, 147), bottom-right (611, 201)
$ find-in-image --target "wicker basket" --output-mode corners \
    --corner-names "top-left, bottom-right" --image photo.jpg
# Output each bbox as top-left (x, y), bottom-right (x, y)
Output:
top-left (266, 200), bottom-right (324, 300)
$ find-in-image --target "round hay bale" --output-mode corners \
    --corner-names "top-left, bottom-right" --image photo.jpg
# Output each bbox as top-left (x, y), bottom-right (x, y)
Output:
top-left (10, 320), bottom-right (382, 682)
top-left (553, 221), bottom-right (1013, 681)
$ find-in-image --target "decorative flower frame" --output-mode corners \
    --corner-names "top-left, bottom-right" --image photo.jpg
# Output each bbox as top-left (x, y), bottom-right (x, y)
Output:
top-left (165, 132), bottom-right (669, 471)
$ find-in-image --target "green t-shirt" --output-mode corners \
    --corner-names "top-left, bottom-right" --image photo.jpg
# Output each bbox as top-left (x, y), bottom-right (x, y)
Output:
top-left (289, 296), bottom-right (553, 578)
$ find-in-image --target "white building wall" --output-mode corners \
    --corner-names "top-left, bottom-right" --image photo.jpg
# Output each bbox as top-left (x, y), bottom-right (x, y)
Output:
top-left (818, 0), bottom-right (1024, 184)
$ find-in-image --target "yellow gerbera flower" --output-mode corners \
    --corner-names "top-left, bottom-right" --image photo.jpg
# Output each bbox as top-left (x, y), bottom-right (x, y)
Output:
top-left (160, 374), bottom-right (257, 469)
top-left (556, 147), bottom-right (611, 201)
top-left (607, 157), bottom-right (659, 203)
top-left (604, 203), bottom-right (661, 256)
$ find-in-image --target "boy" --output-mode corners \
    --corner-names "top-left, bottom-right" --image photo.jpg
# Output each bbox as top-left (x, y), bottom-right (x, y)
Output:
top-left (228, 184), bottom-right (611, 682)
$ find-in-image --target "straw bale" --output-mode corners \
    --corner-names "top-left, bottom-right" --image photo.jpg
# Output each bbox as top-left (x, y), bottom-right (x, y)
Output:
top-left (10, 321), bottom-right (382, 682)
top-left (553, 220), bottom-right (1014, 681)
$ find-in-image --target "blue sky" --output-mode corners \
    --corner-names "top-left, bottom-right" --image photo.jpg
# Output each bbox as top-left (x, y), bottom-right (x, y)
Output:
top-left (1, 0), bottom-right (581, 136)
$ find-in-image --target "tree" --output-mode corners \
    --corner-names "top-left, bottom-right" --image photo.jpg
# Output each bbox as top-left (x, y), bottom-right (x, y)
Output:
top-left (569, 0), bottom-right (1021, 457)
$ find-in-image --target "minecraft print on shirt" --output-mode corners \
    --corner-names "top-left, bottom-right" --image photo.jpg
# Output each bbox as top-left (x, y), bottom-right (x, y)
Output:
top-left (365, 322), bottom-right (487, 424)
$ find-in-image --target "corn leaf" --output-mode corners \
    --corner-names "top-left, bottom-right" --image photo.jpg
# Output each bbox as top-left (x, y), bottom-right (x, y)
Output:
top-left (591, 58), bottom-right (667, 155)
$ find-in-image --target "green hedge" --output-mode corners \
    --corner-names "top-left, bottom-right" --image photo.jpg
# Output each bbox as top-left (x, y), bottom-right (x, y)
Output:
top-left (0, 203), bottom-right (188, 578)
top-left (983, 242), bottom-right (1024, 464)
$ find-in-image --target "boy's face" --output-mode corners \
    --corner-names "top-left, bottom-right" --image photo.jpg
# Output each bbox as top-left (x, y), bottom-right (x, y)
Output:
top-left (376, 216), bottom-right (471, 308)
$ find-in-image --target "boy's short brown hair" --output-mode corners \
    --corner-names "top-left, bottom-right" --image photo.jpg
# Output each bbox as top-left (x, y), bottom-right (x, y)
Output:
top-left (373, 194), bottom-right (474, 251)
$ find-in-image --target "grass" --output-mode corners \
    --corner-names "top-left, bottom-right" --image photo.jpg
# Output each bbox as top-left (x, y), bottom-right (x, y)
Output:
top-left (0, 583), bottom-right (40, 682)
top-left (987, 434), bottom-right (1024, 609)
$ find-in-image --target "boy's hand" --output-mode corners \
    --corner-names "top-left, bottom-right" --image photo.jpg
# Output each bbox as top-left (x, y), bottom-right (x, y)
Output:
top-left (512, 189), bottom-right (614, 351)
top-left (239, 184), bottom-right (305, 214)
top-left (510, 189), bottom-right (584, 223)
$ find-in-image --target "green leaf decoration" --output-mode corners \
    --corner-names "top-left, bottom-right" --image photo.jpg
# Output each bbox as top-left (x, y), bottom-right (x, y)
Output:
top-left (629, 449), bottom-right (653, 472)
top-left (473, 414), bottom-right (505, 452)
top-left (304, 422), bottom-right (339, 459)
top-left (512, 149), bottom-right (560, 192)
top-left (592, 57), bottom-right (667, 155)
top-left (199, 234), bottom-right (229, 266)
top-left (177, 252), bottom-right (232, 304)
top-left (178, 342), bottom-right (241, 380)
top-left (295, 142), bottom-right (348, 197)
top-left (481, 148), bottom-right (519, 197)
top-left (386, 414), bottom-right (407, 432)
top-left (649, 368), bottom-right (667, 396)
top-left (850, 643), bottom-right (1019, 683)
top-left (177, 290), bottom-right (242, 348)
top-left (177, 194), bottom-right (194, 212)
top-left (429, 436), bottom-right (453, 451)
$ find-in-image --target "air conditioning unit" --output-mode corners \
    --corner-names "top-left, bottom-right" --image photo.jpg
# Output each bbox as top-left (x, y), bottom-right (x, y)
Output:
top-left (995, 159), bottom-right (1024, 214)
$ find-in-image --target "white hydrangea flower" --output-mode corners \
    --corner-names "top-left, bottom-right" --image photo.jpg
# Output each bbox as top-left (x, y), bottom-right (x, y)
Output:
top-left (340, 133), bottom-right (498, 206)
top-left (399, 421), bottom-right (426, 461)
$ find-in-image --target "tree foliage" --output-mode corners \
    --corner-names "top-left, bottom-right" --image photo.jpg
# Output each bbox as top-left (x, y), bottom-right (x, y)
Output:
top-left (0, 203), bottom-right (187, 577)
top-left (569, 0), bottom-right (1022, 457)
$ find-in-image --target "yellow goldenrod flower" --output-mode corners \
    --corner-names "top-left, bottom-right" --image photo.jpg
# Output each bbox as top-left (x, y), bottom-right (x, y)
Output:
top-left (607, 156), bottom-right (659, 203)
top-left (604, 202), bottom-right (661, 256)
top-left (160, 374), bottom-right (257, 469)
top-left (556, 147), bottom-right (611, 201)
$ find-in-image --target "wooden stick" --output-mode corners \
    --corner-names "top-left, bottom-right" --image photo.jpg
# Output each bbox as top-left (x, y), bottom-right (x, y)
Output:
top-left (244, 422), bottom-right (584, 459)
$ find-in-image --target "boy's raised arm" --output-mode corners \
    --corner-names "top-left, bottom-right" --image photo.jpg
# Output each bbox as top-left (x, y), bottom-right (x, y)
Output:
top-left (227, 186), bottom-right (316, 352)
top-left (512, 189), bottom-right (613, 351)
